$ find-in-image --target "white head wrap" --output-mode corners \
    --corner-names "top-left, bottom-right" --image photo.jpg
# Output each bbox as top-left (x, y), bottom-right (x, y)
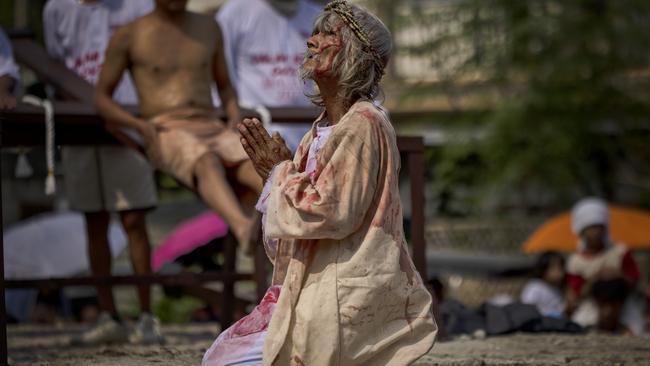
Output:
top-left (571, 197), bottom-right (609, 235)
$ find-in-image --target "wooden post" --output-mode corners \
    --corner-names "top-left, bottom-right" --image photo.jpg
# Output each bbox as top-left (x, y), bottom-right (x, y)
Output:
top-left (0, 116), bottom-right (8, 366)
top-left (254, 234), bottom-right (268, 302)
top-left (220, 233), bottom-right (237, 328)
top-left (408, 140), bottom-right (428, 281)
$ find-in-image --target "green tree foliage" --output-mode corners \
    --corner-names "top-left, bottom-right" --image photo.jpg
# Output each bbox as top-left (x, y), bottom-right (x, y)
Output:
top-left (400, 0), bottom-right (650, 213)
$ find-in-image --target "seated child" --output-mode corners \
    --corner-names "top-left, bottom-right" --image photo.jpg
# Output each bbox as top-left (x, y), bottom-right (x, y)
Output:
top-left (521, 251), bottom-right (567, 318)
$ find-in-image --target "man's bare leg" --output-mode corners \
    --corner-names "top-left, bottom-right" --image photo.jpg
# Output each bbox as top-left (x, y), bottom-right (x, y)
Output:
top-left (194, 153), bottom-right (255, 248)
top-left (119, 209), bottom-right (152, 313)
top-left (85, 211), bottom-right (117, 315)
top-left (231, 160), bottom-right (264, 254)
top-left (233, 160), bottom-right (263, 195)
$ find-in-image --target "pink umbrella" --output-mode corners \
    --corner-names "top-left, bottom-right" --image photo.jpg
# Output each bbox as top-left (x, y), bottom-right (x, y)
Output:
top-left (152, 211), bottom-right (228, 271)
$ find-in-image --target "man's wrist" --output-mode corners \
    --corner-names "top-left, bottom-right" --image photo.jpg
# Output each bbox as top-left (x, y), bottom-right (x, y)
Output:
top-left (134, 119), bottom-right (150, 132)
top-left (227, 118), bottom-right (239, 128)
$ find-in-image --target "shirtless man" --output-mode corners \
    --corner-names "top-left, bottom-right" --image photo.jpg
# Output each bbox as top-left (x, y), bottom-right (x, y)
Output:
top-left (96, 0), bottom-right (263, 250)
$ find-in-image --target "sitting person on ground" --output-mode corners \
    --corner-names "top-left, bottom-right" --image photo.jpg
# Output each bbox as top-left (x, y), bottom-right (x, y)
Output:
top-left (521, 251), bottom-right (567, 318)
top-left (95, 0), bottom-right (263, 253)
top-left (591, 278), bottom-right (633, 334)
top-left (566, 198), bottom-right (640, 330)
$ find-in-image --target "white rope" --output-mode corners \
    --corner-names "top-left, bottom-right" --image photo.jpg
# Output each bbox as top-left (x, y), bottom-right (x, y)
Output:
top-left (21, 95), bottom-right (56, 195)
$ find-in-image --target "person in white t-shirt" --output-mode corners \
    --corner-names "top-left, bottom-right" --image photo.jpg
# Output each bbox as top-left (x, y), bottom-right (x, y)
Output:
top-left (520, 251), bottom-right (567, 318)
top-left (43, 0), bottom-right (162, 345)
top-left (216, 0), bottom-right (326, 151)
top-left (0, 27), bottom-right (19, 110)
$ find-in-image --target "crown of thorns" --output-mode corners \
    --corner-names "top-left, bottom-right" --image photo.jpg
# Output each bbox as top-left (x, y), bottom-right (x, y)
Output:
top-left (325, 0), bottom-right (385, 76)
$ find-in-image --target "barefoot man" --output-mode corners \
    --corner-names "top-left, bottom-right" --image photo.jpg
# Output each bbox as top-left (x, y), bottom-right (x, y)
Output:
top-left (95, 0), bottom-right (263, 250)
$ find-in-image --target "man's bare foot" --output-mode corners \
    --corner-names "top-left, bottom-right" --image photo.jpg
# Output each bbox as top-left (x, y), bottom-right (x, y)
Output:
top-left (232, 212), bottom-right (261, 256)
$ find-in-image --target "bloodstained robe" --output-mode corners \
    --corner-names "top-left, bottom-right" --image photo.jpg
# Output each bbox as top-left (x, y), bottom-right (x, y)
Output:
top-left (262, 100), bottom-right (437, 365)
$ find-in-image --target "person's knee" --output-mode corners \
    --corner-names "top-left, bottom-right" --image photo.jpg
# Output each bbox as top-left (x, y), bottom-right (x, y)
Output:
top-left (120, 209), bottom-right (147, 234)
top-left (199, 153), bottom-right (223, 169)
top-left (194, 153), bottom-right (224, 182)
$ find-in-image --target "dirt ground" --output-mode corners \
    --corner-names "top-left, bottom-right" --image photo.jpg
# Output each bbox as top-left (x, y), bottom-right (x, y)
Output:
top-left (8, 323), bottom-right (650, 365)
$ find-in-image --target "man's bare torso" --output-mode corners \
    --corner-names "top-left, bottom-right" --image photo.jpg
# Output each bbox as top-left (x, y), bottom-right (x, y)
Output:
top-left (125, 12), bottom-right (218, 118)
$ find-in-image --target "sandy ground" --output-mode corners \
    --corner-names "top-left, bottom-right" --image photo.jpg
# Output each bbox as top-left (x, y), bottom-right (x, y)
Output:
top-left (415, 333), bottom-right (650, 366)
top-left (8, 323), bottom-right (218, 366)
top-left (8, 323), bottom-right (650, 366)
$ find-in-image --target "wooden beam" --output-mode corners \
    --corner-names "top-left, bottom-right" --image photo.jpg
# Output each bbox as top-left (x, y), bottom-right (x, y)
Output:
top-left (2, 103), bottom-right (425, 151)
top-left (11, 39), bottom-right (94, 103)
top-left (4, 272), bottom-right (253, 289)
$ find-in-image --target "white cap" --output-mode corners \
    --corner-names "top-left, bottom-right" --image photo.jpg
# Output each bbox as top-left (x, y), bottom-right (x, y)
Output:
top-left (571, 197), bottom-right (609, 235)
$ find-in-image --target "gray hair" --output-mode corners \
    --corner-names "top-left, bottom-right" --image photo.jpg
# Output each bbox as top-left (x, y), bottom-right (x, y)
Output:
top-left (299, 4), bottom-right (392, 107)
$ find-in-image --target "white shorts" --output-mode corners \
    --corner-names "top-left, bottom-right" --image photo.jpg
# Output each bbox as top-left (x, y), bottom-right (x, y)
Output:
top-left (62, 146), bottom-right (158, 212)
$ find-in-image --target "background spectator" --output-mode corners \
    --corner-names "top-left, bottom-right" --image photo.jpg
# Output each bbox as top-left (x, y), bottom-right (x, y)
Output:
top-left (43, 0), bottom-right (161, 345)
top-left (216, 0), bottom-right (326, 151)
top-left (521, 251), bottom-right (567, 318)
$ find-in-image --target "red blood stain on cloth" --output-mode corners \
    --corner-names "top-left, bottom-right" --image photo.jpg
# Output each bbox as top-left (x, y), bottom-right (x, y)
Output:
top-left (306, 192), bottom-right (319, 205)
top-left (371, 188), bottom-right (401, 242)
top-left (367, 118), bottom-right (418, 287)
top-left (399, 245), bottom-right (415, 286)
top-left (293, 355), bottom-right (306, 365)
top-left (298, 149), bottom-right (309, 172)
top-left (296, 191), bottom-right (305, 202)
top-left (359, 109), bottom-right (379, 123)
top-left (231, 285), bottom-right (281, 337)
top-left (203, 286), bottom-right (281, 366)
